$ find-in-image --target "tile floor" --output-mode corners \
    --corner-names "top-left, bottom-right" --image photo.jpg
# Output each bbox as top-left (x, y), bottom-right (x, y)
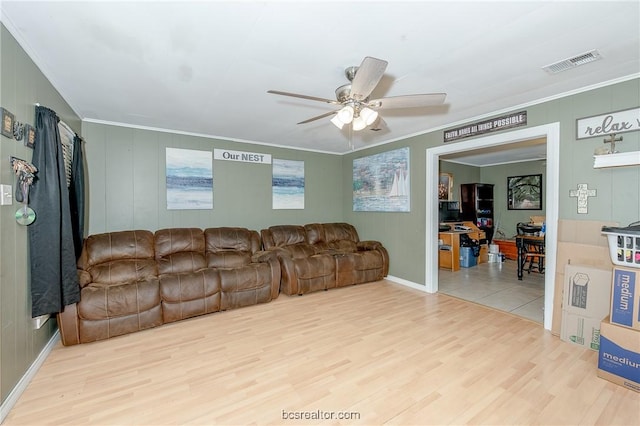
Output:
top-left (438, 258), bottom-right (545, 324)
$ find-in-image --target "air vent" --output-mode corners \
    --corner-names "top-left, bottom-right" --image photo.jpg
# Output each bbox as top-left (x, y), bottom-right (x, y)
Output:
top-left (542, 49), bottom-right (602, 74)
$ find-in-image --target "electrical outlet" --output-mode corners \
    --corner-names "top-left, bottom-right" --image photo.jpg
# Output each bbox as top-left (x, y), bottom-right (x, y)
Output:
top-left (0, 184), bottom-right (13, 205)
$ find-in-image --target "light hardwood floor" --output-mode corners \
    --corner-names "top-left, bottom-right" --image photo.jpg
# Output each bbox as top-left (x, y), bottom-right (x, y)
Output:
top-left (4, 280), bottom-right (638, 425)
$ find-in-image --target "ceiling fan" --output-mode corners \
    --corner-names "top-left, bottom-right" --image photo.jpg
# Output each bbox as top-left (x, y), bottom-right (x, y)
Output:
top-left (267, 56), bottom-right (446, 132)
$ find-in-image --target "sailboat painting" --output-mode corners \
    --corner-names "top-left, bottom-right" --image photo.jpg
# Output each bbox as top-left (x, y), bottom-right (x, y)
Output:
top-left (353, 147), bottom-right (410, 212)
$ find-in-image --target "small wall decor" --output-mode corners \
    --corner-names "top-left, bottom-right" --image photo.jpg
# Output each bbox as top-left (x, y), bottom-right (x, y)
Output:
top-left (569, 183), bottom-right (597, 214)
top-left (507, 174), bottom-right (542, 210)
top-left (10, 156), bottom-right (38, 225)
top-left (1, 107), bottom-right (15, 138)
top-left (438, 173), bottom-right (453, 200)
top-left (24, 124), bottom-right (36, 148)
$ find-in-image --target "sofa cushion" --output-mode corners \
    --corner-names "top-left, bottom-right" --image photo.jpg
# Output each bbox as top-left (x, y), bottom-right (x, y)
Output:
top-left (159, 269), bottom-right (221, 322)
top-left (267, 225), bottom-right (307, 247)
top-left (84, 230), bottom-right (155, 267)
top-left (78, 279), bottom-right (161, 320)
top-left (220, 263), bottom-right (274, 309)
top-left (155, 228), bottom-right (206, 275)
top-left (323, 223), bottom-right (359, 243)
top-left (205, 227), bottom-right (259, 268)
top-left (205, 227), bottom-right (260, 252)
top-left (89, 259), bottom-right (158, 285)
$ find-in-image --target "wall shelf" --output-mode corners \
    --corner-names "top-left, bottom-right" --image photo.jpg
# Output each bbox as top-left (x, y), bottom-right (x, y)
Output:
top-left (593, 151), bottom-right (640, 168)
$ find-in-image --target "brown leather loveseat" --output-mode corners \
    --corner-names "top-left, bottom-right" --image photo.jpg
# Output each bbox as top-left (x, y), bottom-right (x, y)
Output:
top-left (57, 227), bottom-right (280, 345)
top-left (260, 222), bottom-right (389, 295)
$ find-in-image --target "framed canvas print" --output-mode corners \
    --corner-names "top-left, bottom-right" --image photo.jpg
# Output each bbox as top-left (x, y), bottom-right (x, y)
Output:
top-left (353, 147), bottom-right (410, 212)
top-left (439, 173), bottom-right (453, 200)
top-left (507, 174), bottom-right (542, 210)
top-left (165, 147), bottom-right (213, 210)
top-left (272, 159), bottom-right (304, 209)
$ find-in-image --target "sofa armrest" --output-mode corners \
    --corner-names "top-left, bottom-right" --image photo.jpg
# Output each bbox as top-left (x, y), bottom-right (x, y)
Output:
top-left (78, 270), bottom-right (92, 288)
top-left (358, 241), bottom-right (390, 277)
top-left (57, 303), bottom-right (80, 346)
top-left (358, 240), bottom-right (383, 251)
top-left (251, 250), bottom-right (277, 263)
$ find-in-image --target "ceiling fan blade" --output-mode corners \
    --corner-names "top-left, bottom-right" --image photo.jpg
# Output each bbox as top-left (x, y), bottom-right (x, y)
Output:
top-left (267, 90), bottom-right (340, 105)
top-left (350, 56), bottom-right (388, 101)
top-left (369, 93), bottom-right (446, 109)
top-left (297, 110), bottom-right (337, 124)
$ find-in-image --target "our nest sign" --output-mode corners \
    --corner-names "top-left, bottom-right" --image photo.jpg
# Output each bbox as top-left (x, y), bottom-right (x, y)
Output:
top-left (214, 149), bottom-right (272, 164)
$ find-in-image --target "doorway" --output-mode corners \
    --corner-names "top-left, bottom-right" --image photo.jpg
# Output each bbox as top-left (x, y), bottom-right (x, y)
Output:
top-left (425, 123), bottom-right (560, 330)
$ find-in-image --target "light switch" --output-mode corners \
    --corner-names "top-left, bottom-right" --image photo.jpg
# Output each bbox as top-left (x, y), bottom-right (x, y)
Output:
top-left (0, 184), bottom-right (13, 205)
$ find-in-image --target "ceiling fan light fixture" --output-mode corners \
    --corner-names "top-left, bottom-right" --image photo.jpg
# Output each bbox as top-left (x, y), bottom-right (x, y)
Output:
top-left (352, 115), bottom-right (367, 131)
top-left (337, 105), bottom-right (354, 123)
top-left (330, 114), bottom-right (345, 129)
top-left (360, 107), bottom-right (378, 126)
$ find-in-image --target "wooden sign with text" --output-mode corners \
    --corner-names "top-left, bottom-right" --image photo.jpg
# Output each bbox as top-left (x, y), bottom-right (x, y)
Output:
top-left (576, 107), bottom-right (640, 140)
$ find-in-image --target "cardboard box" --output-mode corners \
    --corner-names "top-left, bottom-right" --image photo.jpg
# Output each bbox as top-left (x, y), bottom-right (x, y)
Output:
top-left (560, 264), bottom-right (612, 350)
top-left (610, 267), bottom-right (640, 330)
top-left (552, 220), bottom-right (618, 336)
top-left (563, 264), bottom-right (612, 317)
top-left (597, 317), bottom-right (640, 392)
top-left (561, 311), bottom-right (603, 350)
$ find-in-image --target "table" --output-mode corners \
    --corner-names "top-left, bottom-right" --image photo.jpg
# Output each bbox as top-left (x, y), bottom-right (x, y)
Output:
top-left (438, 222), bottom-right (487, 271)
top-left (516, 235), bottom-right (545, 280)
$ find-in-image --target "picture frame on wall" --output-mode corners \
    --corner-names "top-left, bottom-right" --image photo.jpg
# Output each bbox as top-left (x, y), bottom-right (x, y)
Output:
top-left (1, 107), bottom-right (15, 138)
top-left (438, 173), bottom-right (453, 200)
top-left (24, 124), bottom-right (36, 148)
top-left (507, 174), bottom-right (542, 210)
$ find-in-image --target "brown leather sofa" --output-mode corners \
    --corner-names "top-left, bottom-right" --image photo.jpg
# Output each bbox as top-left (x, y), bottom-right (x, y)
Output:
top-left (57, 227), bottom-right (280, 345)
top-left (260, 222), bottom-right (389, 295)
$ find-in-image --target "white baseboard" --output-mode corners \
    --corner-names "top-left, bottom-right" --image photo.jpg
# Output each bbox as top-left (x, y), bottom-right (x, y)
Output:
top-left (0, 330), bottom-right (59, 424)
top-left (386, 275), bottom-right (430, 292)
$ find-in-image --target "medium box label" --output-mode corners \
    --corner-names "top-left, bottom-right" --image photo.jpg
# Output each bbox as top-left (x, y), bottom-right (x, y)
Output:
top-left (598, 335), bottom-right (640, 383)
top-left (611, 269), bottom-right (637, 327)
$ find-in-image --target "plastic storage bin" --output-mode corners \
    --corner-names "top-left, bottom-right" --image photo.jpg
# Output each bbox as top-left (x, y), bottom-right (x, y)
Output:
top-left (460, 247), bottom-right (477, 268)
top-left (602, 223), bottom-right (640, 268)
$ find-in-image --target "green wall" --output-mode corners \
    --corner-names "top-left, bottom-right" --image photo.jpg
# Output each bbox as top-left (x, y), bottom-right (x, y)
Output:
top-left (81, 123), bottom-right (344, 234)
top-left (0, 24), bottom-right (81, 407)
top-left (343, 78), bottom-right (639, 285)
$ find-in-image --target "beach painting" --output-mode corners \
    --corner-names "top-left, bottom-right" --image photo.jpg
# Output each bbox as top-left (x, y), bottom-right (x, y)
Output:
top-left (166, 147), bottom-right (213, 210)
top-left (353, 147), bottom-right (410, 212)
top-left (273, 159), bottom-right (304, 209)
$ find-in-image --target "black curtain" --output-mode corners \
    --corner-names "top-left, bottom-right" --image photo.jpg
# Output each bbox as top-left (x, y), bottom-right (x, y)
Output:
top-left (70, 135), bottom-right (85, 259)
top-left (28, 106), bottom-right (80, 317)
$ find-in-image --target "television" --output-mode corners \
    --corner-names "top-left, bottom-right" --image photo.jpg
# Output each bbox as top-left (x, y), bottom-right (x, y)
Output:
top-left (439, 201), bottom-right (461, 222)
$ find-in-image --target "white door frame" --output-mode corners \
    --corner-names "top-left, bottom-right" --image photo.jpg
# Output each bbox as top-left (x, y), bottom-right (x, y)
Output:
top-left (425, 123), bottom-right (560, 331)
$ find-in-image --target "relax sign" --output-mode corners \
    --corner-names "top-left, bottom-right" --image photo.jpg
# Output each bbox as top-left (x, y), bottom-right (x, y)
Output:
top-left (576, 107), bottom-right (640, 140)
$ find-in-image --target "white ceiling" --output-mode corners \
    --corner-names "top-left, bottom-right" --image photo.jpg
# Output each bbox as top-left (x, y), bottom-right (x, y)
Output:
top-left (1, 1), bottom-right (639, 157)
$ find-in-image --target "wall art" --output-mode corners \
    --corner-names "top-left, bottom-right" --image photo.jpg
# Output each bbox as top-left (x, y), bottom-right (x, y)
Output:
top-left (507, 174), bottom-right (542, 210)
top-left (272, 159), bottom-right (304, 209)
top-left (353, 147), bottom-right (410, 212)
top-left (439, 172), bottom-right (453, 200)
top-left (166, 147), bottom-right (213, 210)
